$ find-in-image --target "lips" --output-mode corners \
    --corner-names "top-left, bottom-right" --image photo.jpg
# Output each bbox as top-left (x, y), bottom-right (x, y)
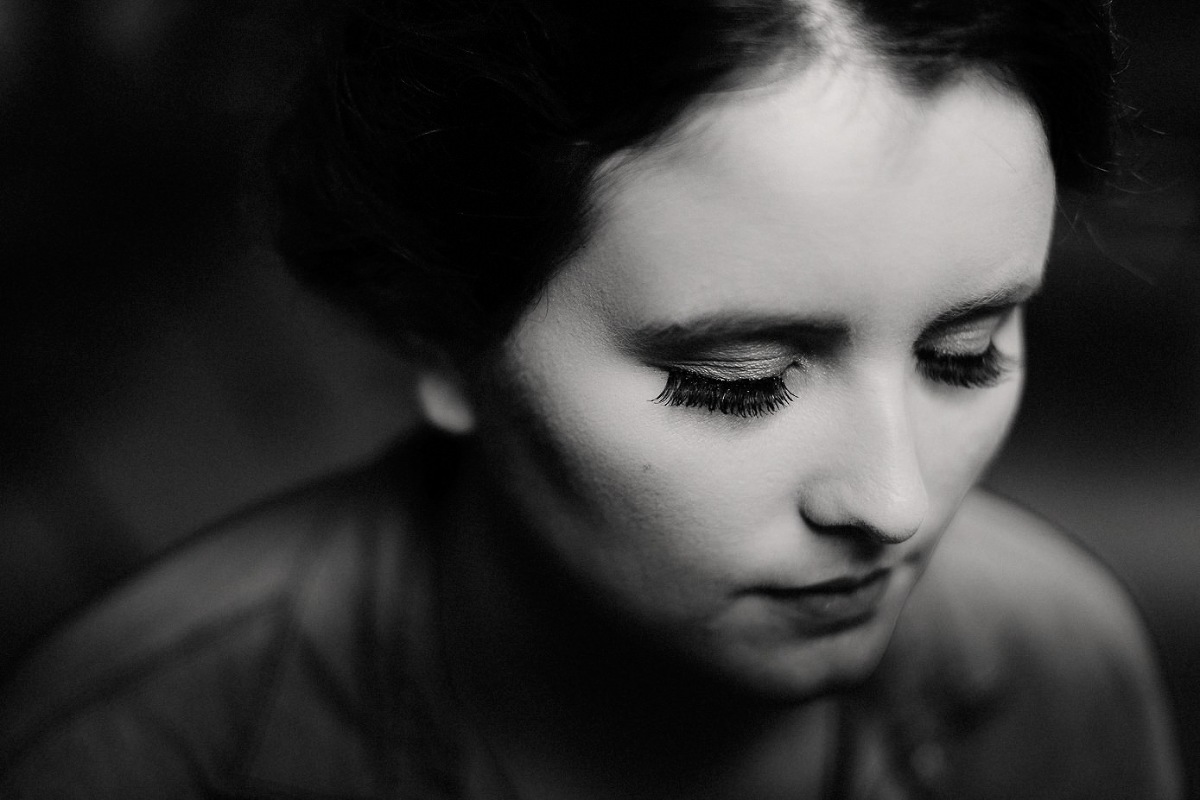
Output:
top-left (757, 568), bottom-right (893, 633)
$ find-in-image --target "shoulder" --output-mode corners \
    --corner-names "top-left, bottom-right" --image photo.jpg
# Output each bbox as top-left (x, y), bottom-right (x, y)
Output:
top-left (0, 435), bottom-right (439, 799)
top-left (877, 489), bottom-right (1183, 799)
top-left (921, 489), bottom-right (1153, 660)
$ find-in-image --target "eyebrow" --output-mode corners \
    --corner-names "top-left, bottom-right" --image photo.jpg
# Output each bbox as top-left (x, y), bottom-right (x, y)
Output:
top-left (620, 278), bottom-right (1044, 360)
top-left (622, 316), bottom-right (843, 361)
top-left (923, 279), bottom-right (1044, 331)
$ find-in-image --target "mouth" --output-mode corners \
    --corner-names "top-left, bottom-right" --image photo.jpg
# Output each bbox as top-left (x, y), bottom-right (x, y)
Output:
top-left (755, 568), bottom-right (893, 633)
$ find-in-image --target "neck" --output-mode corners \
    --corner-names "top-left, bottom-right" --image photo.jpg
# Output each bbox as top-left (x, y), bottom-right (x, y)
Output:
top-left (432, 445), bottom-right (837, 800)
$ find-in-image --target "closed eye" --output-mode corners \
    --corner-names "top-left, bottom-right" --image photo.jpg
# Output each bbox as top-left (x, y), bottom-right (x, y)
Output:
top-left (915, 306), bottom-right (1020, 389)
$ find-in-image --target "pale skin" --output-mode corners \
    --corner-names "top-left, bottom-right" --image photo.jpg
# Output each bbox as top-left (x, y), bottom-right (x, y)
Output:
top-left (415, 58), bottom-right (1057, 800)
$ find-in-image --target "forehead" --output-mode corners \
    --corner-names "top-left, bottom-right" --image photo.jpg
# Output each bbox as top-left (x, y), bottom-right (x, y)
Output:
top-left (561, 63), bottom-right (1055, 330)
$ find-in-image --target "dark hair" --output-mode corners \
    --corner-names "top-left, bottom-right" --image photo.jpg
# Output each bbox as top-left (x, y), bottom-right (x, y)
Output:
top-left (273, 0), bottom-right (1119, 352)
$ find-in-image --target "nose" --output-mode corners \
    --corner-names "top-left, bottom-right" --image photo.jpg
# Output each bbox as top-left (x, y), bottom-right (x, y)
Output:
top-left (800, 382), bottom-right (929, 546)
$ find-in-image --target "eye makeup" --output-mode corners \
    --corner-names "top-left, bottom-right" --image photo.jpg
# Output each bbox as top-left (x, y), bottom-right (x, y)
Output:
top-left (637, 280), bottom-right (1037, 418)
top-left (915, 306), bottom-right (1020, 389)
top-left (653, 334), bottom-right (1012, 419)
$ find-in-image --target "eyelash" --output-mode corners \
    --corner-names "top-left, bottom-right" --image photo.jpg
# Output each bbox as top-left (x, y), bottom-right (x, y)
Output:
top-left (654, 369), bottom-right (797, 418)
top-left (655, 345), bottom-right (1014, 417)
top-left (916, 343), bottom-right (1014, 389)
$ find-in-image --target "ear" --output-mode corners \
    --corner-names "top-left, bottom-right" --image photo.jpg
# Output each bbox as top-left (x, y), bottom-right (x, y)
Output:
top-left (414, 358), bottom-right (477, 435)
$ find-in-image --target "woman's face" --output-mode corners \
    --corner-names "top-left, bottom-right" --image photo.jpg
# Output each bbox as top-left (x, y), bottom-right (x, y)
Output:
top-left (465, 64), bottom-right (1055, 698)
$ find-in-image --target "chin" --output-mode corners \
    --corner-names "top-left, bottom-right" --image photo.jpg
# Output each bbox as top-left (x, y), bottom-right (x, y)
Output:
top-left (712, 612), bottom-right (902, 703)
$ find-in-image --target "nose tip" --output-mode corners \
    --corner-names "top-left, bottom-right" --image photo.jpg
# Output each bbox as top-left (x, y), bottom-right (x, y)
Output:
top-left (800, 391), bottom-right (929, 546)
top-left (803, 483), bottom-right (927, 546)
top-left (803, 480), bottom-right (928, 545)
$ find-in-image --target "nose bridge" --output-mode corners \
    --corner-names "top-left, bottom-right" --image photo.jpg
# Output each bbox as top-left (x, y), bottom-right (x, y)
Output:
top-left (806, 373), bottom-right (929, 544)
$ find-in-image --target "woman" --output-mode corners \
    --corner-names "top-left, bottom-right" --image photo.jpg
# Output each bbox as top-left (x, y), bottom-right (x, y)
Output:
top-left (0, 0), bottom-right (1183, 797)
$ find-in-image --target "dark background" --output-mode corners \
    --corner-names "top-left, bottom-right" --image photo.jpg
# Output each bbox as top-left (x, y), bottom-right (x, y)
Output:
top-left (1, 0), bottom-right (1197, 792)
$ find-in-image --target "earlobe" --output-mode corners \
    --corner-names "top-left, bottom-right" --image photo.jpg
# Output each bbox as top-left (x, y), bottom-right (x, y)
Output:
top-left (415, 370), bottom-right (477, 435)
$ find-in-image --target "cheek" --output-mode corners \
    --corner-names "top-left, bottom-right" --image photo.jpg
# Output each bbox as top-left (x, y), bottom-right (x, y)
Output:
top-left (494, 342), bottom-right (791, 588)
top-left (919, 375), bottom-right (1023, 512)
top-left (918, 313), bottom-right (1028, 510)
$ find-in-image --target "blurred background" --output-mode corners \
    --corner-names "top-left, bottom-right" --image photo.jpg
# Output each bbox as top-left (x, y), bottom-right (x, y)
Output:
top-left (0, 0), bottom-right (1196, 792)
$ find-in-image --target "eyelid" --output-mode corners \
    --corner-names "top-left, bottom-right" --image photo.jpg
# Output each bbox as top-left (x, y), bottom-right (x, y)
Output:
top-left (918, 305), bottom-right (1018, 353)
top-left (920, 323), bottom-right (994, 355)
top-left (656, 355), bottom-right (798, 382)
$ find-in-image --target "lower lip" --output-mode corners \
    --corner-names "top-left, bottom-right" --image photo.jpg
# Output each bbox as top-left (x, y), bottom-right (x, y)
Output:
top-left (762, 571), bottom-right (892, 633)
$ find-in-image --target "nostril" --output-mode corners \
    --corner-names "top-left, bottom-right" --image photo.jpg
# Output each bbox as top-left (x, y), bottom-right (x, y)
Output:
top-left (801, 496), bottom-right (921, 546)
top-left (862, 518), bottom-right (922, 546)
top-left (801, 513), bottom-right (919, 549)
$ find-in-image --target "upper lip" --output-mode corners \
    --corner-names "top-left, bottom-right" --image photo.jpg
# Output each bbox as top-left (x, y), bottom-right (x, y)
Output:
top-left (761, 568), bottom-right (890, 596)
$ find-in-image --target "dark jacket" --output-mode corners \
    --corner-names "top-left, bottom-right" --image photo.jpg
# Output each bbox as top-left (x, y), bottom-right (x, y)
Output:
top-left (0, 435), bottom-right (1183, 799)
